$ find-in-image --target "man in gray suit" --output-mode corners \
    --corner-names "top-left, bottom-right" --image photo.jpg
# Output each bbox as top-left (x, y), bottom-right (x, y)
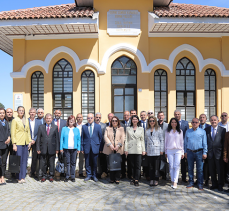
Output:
top-left (95, 112), bottom-right (107, 178)
top-left (157, 111), bottom-right (169, 180)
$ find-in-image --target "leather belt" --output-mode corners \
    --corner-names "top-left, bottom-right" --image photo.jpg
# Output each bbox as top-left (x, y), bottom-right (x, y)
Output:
top-left (187, 148), bottom-right (203, 153)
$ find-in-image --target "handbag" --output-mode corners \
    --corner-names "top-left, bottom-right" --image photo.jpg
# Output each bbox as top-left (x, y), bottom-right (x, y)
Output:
top-left (141, 155), bottom-right (148, 167)
top-left (159, 157), bottom-right (166, 173)
top-left (108, 153), bottom-right (122, 171)
top-left (8, 155), bottom-right (21, 173)
top-left (58, 152), bottom-right (67, 174)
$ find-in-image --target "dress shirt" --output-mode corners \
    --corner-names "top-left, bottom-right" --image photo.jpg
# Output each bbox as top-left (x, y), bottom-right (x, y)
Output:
top-left (200, 124), bottom-right (206, 129)
top-left (46, 124), bottom-right (51, 131)
top-left (0, 119), bottom-right (5, 126)
top-left (158, 121), bottom-right (163, 129)
top-left (141, 120), bottom-right (147, 130)
top-left (211, 126), bottom-right (218, 140)
top-left (68, 127), bottom-right (74, 149)
top-left (165, 130), bottom-right (184, 154)
top-left (88, 122), bottom-right (94, 135)
top-left (29, 118), bottom-right (35, 140)
top-left (184, 127), bottom-right (207, 155)
top-left (54, 119), bottom-right (59, 126)
top-left (77, 122), bottom-right (85, 136)
top-left (218, 122), bottom-right (229, 132)
top-left (125, 120), bottom-right (130, 127)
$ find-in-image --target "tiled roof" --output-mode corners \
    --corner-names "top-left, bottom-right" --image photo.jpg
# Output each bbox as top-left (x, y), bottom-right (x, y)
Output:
top-left (0, 3), bottom-right (94, 20)
top-left (154, 3), bottom-right (229, 18)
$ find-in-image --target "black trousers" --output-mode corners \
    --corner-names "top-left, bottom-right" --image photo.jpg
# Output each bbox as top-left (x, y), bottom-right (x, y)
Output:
top-left (223, 161), bottom-right (229, 183)
top-left (160, 154), bottom-right (170, 179)
top-left (128, 154), bottom-right (142, 180)
top-left (209, 156), bottom-right (224, 187)
top-left (121, 154), bottom-right (132, 178)
top-left (110, 171), bottom-right (121, 181)
top-left (0, 148), bottom-right (8, 177)
top-left (98, 153), bottom-right (107, 176)
top-left (181, 157), bottom-right (188, 180)
top-left (31, 143), bottom-right (38, 175)
top-left (203, 158), bottom-right (209, 181)
top-left (40, 153), bottom-right (55, 179)
top-left (148, 156), bottom-right (160, 181)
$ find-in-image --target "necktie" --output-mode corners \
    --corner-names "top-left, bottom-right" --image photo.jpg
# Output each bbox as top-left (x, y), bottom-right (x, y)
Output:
top-left (57, 120), bottom-right (60, 132)
top-left (143, 121), bottom-right (145, 130)
top-left (47, 126), bottom-right (50, 136)
top-left (90, 124), bottom-right (92, 137)
top-left (212, 128), bottom-right (216, 141)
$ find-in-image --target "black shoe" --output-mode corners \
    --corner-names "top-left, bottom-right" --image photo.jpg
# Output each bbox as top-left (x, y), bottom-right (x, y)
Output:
top-left (130, 180), bottom-right (135, 185)
top-left (109, 180), bottom-right (115, 183)
top-left (64, 178), bottom-right (69, 182)
top-left (218, 186), bottom-right (223, 191)
top-left (134, 181), bottom-right (139, 186)
top-left (194, 180), bottom-right (198, 186)
top-left (79, 174), bottom-right (85, 178)
top-left (182, 179), bottom-right (188, 183)
top-left (210, 186), bottom-right (218, 190)
top-left (71, 179), bottom-right (75, 182)
top-left (204, 180), bottom-right (209, 187)
top-left (121, 175), bottom-right (126, 179)
top-left (225, 189), bottom-right (229, 193)
top-left (115, 181), bottom-right (120, 185)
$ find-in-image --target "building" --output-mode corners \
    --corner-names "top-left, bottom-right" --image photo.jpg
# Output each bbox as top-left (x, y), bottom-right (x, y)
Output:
top-left (1, 0), bottom-right (229, 122)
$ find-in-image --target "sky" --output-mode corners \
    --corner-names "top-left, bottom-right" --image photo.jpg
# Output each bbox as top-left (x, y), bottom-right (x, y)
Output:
top-left (1, 0), bottom-right (229, 109)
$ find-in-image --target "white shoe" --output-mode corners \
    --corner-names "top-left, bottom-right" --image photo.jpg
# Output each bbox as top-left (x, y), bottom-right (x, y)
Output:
top-left (171, 185), bottom-right (173, 188)
top-left (173, 185), bottom-right (177, 189)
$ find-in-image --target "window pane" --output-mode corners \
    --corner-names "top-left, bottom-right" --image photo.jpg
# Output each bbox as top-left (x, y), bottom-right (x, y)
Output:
top-left (210, 76), bottom-right (215, 90)
top-left (114, 113), bottom-right (123, 120)
top-left (112, 76), bottom-right (136, 84)
top-left (161, 92), bottom-right (167, 107)
top-left (210, 107), bottom-right (216, 117)
top-left (177, 93), bottom-right (184, 106)
top-left (210, 91), bottom-right (216, 106)
top-left (114, 96), bottom-right (123, 112)
top-left (187, 92), bottom-right (194, 106)
top-left (205, 76), bottom-right (209, 90)
top-left (186, 107), bottom-right (195, 122)
top-left (161, 76), bottom-right (166, 91)
top-left (112, 60), bottom-right (123, 69)
top-left (186, 76), bottom-right (195, 90)
top-left (114, 89), bottom-right (123, 95)
top-left (205, 91), bottom-right (209, 106)
top-left (155, 76), bottom-right (160, 91)
top-left (176, 76), bottom-right (185, 90)
top-left (125, 96), bottom-right (134, 111)
top-left (155, 92), bottom-right (160, 107)
top-left (125, 88), bottom-right (134, 95)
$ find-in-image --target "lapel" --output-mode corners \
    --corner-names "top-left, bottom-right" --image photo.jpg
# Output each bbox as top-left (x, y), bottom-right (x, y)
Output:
top-left (85, 123), bottom-right (91, 137)
top-left (129, 127), bottom-right (141, 139)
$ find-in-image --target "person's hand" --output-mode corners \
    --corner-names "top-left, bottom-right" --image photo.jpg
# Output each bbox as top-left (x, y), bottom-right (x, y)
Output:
top-left (60, 150), bottom-right (64, 153)
top-left (224, 158), bottom-right (228, 163)
top-left (5, 138), bottom-right (10, 145)
top-left (31, 140), bottom-right (35, 145)
top-left (142, 151), bottom-right (146, 156)
top-left (184, 153), bottom-right (187, 159)
top-left (37, 151), bottom-right (41, 154)
top-left (56, 150), bottom-right (59, 154)
top-left (165, 154), bottom-right (167, 159)
top-left (114, 145), bottom-right (120, 151)
top-left (13, 144), bottom-right (17, 152)
top-left (125, 151), bottom-right (128, 156)
top-left (202, 154), bottom-right (207, 159)
top-left (181, 155), bottom-right (184, 159)
top-left (100, 151), bottom-right (103, 153)
top-left (160, 152), bottom-right (163, 155)
top-left (77, 151), bottom-right (80, 154)
top-left (109, 145), bottom-right (114, 151)
top-left (81, 151), bottom-right (84, 154)
top-left (28, 143), bottom-right (32, 150)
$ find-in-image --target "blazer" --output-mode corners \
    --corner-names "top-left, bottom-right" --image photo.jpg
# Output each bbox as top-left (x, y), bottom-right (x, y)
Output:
top-left (36, 118), bottom-right (45, 125)
top-left (52, 118), bottom-right (67, 141)
top-left (125, 126), bottom-right (145, 154)
top-left (205, 126), bottom-right (226, 160)
top-left (11, 117), bottom-right (31, 145)
top-left (81, 123), bottom-right (102, 154)
top-left (145, 128), bottom-right (164, 156)
top-left (28, 118), bottom-right (42, 141)
top-left (0, 121), bottom-right (10, 149)
top-left (121, 120), bottom-right (131, 133)
top-left (99, 122), bottom-right (107, 149)
top-left (224, 131), bottom-right (229, 159)
top-left (60, 127), bottom-right (81, 151)
top-left (160, 121), bottom-right (168, 139)
top-left (36, 123), bottom-right (59, 155)
top-left (180, 119), bottom-right (189, 138)
top-left (103, 126), bottom-right (125, 155)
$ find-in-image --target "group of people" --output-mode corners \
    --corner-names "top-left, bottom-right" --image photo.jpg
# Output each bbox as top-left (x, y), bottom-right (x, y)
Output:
top-left (0, 106), bottom-right (229, 192)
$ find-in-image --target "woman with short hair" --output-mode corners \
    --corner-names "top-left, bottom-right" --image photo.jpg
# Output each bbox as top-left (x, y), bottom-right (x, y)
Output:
top-left (60, 115), bottom-right (81, 182)
top-left (145, 116), bottom-right (164, 186)
top-left (11, 106), bottom-right (31, 184)
top-left (103, 116), bottom-right (125, 184)
top-left (0, 108), bottom-right (10, 185)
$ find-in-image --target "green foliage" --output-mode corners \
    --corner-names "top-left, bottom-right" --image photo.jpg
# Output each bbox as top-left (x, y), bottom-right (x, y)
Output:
top-left (0, 103), bottom-right (5, 109)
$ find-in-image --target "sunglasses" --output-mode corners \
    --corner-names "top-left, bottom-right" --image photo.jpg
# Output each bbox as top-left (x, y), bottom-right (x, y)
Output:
top-left (87, 117), bottom-right (93, 120)
top-left (192, 122), bottom-right (199, 124)
top-left (96, 117), bottom-right (101, 119)
top-left (221, 115), bottom-right (227, 117)
top-left (148, 112), bottom-right (153, 115)
top-left (149, 120), bottom-right (155, 123)
top-left (112, 120), bottom-right (118, 122)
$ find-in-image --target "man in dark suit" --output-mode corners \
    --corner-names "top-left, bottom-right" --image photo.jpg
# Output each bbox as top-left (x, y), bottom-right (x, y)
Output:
top-left (106, 113), bottom-right (114, 126)
top-left (52, 109), bottom-right (66, 162)
top-left (37, 113), bottom-right (59, 182)
top-left (174, 110), bottom-right (189, 183)
top-left (199, 113), bottom-right (211, 186)
top-left (28, 108), bottom-right (42, 178)
top-left (81, 113), bottom-right (102, 182)
top-left (95, 112), bottom-right (107, 178)
top-left (121, 110), bottom-right (131, 179)
top-left (205, 115), bottom-right (226, 191)
top-left (36, 108), bottom-right (45, 124)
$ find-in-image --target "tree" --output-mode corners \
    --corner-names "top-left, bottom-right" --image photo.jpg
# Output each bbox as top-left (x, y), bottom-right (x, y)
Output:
top-left (0, 103), bottom-right (5, 108)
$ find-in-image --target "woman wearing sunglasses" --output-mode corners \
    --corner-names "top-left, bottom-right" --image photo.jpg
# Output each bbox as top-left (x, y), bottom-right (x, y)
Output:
top-left (103, 116), bottom-right (125, 184)
top-left (145, 116), bottom-right (164, 186)
top-left (125, 115), bottom-right (145, 186)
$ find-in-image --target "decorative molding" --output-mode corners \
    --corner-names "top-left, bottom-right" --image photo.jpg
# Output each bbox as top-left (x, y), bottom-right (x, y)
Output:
top-left (148, 33), bottom-right (229, 38)
top-left (100, 43), bottom-right (149, 73)
top-left (10, 46), bottom-right (103, 78)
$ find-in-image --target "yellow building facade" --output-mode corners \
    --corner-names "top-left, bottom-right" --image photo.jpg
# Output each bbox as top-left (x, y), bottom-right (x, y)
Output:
top-left (1, 0), bottom-right (229, 122)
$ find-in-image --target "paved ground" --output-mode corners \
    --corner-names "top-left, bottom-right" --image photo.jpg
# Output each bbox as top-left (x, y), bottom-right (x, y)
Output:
top-left (1, 170), bottom-right (229, 211)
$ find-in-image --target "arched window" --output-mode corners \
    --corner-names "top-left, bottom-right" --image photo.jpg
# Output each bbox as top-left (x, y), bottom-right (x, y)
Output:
top-left (154, 69), bottom-right (167, 121)
top-left (176, 57), bottom-right (196, 122)
top-left (81, 70), bottom-right (95, 122)
top-left (31, 71), bottom-right (44, 109)
top-left (205, 69), bottom-right (216, 118)
top-left (111, 56), bottom-right (137, 120)
top-left (53, 59), bottom-right (73, 120)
